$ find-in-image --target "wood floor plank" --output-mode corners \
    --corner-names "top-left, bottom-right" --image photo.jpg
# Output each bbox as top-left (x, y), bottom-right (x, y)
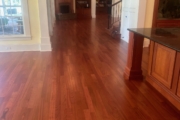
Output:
top-left (0, 8), bottom-right (179, 120)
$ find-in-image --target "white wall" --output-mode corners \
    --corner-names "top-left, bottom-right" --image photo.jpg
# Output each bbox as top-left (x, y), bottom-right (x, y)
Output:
top-left (121, 0), bottom-right (147, 43)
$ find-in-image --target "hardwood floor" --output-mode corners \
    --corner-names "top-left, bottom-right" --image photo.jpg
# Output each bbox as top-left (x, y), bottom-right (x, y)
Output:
top-left (0, 10), bottom-right (179, 120)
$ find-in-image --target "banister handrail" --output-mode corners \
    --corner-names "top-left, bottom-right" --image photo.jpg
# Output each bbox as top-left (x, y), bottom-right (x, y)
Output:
top-left (107, 0), bottom-right (122, 7)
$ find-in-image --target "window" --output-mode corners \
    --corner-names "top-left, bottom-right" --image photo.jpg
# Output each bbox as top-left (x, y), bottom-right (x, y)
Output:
top-left (0, 0), bottom-right (31, 40)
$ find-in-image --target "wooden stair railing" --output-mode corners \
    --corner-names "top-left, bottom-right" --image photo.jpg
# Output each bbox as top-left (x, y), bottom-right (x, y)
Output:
top-left (107, 0), bottom-right (122, 37)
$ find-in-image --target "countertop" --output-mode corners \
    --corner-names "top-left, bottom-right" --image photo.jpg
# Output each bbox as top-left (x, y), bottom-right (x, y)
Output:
top-left (128, 28), bottom-right (180, 52)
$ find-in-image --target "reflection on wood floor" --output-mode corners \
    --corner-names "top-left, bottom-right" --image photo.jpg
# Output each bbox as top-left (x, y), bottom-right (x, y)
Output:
top-left (0, 9), bottom-right (179, 120)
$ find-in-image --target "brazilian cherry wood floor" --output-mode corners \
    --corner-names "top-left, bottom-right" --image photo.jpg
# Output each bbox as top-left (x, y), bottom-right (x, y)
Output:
top-left (0, 9), bottom-right (179, 120)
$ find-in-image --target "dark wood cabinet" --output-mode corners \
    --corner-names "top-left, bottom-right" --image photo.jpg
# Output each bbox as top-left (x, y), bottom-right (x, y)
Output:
top-left (177, 76), bottom-right (180, 97)
top-left (126, 28), bottom-right (180, 110)
top-left (147, 42), bottom-right (180, 110)
top-left (151, 43), bottom-right (176, 89)
top-left (157, 22), bottom-right (180, 28)
top-left (176, 54), bottom-right (180, 97)
top-left (153, 0), bottom-right (180, 28)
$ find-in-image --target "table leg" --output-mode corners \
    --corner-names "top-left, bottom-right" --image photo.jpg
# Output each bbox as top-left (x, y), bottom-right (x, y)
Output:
top-left (124, 32), bottom-right (144, 80)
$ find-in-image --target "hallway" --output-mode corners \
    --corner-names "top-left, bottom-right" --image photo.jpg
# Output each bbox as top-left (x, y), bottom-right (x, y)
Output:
top-left (0, 11), bottom-right (179, 120)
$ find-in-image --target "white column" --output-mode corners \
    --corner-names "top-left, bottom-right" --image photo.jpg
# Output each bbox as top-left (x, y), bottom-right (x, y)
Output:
top-left (47, 0), bottom-right (56, 36)
top-left (91, 0), bottom-right (96, 18)
top-left (51, 0), bottom-right (56, 25)
top-left (73, 0), bottom-right (76, 13)
top-left (38, 0), bottom-right (52, 51)
top-left (47, 0), bottom-right (53, 35)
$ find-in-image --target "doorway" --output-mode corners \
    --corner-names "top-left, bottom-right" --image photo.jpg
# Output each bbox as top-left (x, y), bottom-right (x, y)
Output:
top-left (76, 0), bottom-right (92, 18)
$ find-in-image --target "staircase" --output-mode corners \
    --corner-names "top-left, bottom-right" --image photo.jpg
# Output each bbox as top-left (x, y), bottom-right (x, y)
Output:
top-left (107, 0), bottom-right (122, 38)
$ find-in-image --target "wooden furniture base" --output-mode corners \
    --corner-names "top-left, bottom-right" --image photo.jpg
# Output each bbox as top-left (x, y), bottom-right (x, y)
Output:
top-left (125, 30), bottom-right (180, 111)
top-left (146, 75), bottom-right (180, 110)
top-left (146, 42), bottom-right (180, 111)
top-left (124, 32), bottom-right (144, 80)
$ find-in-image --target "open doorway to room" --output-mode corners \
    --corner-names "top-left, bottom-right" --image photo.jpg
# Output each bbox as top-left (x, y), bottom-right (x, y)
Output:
top-left (55, 0), bottom-right (76, 20)
top-left (54, 0), bottom-right (110, 20)
top-left (75, 0), bottom-right (110, 19)
top-left (96, 0), bottom-right (109, 16)
top-left (53, 0), bottom-right (122, 39)
top-left (76, 0), bottom-right (92, 19)
top-left (54, 0), bottom-right (120, 20)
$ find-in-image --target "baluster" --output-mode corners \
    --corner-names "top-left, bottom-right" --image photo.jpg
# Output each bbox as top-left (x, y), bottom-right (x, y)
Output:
top-left (120, 2), bottom-right (122, 20)
top-left (111, 6), bottom-right (112, 27)
top-left (119, 4), bottom-right (120, 33)
top-left (113, 6), bottom-right (114, 27)
top-left (115, 5), bottom-right (116, 23)
top-left (111, 7), bottom-right (112, 27)
top-left (118, 4), bottom-right (119, 21)
top-left (119, 2), bottom-right (122, 28)
top-left (116, 4), bottom-right (118, 21)
top-left (108, 12), bottom-right (110, 29)
top-left (112, 6), bottom-right (113, 27)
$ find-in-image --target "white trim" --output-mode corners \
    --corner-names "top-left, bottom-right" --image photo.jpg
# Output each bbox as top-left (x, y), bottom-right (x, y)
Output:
top-left (50, 0), bottom-right (56, 36)
top-left (47, 0), bottom-right (54, 36)
top-left (0, 44), bottom-right (40, 52)
top-left (0, 42), bottom-right (52, 52)
top-left (40, 44), bottom-right (52, 51)
top-left (41, 37), bottom-right (51, 44)
top-left (38, 0), bottom-right (52, 51)
top-left (22, 0), bottom-right (31, 37)
top-left (40, 37), bottom-right (52, 51)
top-left (0, 35), bottom-right (31, 40)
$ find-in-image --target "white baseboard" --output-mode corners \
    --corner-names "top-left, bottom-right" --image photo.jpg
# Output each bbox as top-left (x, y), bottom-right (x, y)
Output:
top-left (0, 43), bottom-right (52, 52)
top-left (121, 36), bottom-right (129, 43)
top-left (40, 44), bottom-right (52, 51)
top-left (0, 44), bottom-right (40, 52)
top-left (40, 37), bottom-right (52, 51)
top-left (0, 36), bottom-right (53, 52)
